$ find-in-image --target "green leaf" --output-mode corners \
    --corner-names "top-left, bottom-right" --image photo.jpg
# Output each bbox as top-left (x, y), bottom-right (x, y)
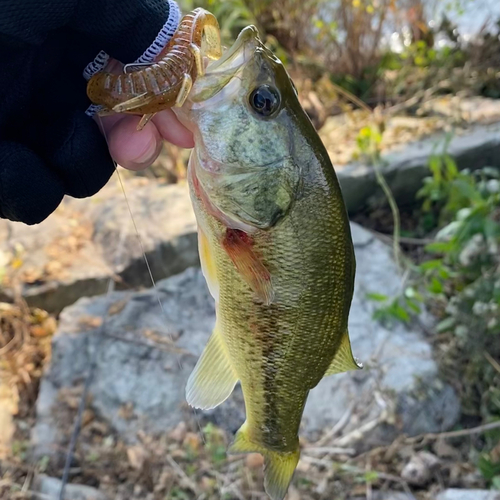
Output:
top-left (492, 476), bottom-right (500, 490)
top-left (366, 292), bottom-right (388, 302)
top-left (363, 470), bottom-right (379, 482)
top-left (393, 303), bottom-right (410, 322)
top-left (406, 299), bottom-right (422, 314)
top-left (444, 155), bottom-right (458, 178)
top-left (453, 179), bottom-right (483, 203)
top-left (484, 218), bottom-right (500, 239)
top-left (425, 241), bottom-right (455, 254)
top-left (436, 316), bottom-right (456, 332)
top-left (429, 156), bottom-right (442, 180)
top-left (428, 277), bottom-right (444, 294)
top-left (419, 259), bottom-right (444, 272)
top-left (478, 454), bottom-right (500, 481)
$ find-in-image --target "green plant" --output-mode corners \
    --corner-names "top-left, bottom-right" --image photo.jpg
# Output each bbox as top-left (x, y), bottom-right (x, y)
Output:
top-left (355, 121), bottom-right (403, 270)
top-left (202, 423), bottom-right (227, 466)
top-left (366, 136), bottom-right (500, 486)
top-left (478, 452), bottom-right (500, 490)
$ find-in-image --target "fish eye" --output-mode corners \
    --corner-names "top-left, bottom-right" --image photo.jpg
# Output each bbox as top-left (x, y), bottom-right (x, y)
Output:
top-left (249, 85), bottom-right (281, 117)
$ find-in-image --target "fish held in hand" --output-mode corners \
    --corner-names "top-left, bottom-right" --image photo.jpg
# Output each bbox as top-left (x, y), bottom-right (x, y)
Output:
top-left (176, 25), bottom-right (362, 500)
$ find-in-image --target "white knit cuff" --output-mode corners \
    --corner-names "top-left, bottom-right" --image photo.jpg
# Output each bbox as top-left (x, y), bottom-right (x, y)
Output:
top-left (84, 0), bottom-right (182, 117)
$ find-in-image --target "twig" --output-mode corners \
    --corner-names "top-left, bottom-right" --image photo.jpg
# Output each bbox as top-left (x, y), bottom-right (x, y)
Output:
top-left (484, 351), bottom-right (500, 375)
top-left (312, 404), bottom-right (354, 447)
top-left (334, 414), bottom-right (387, 447)
top-left (366, 459), bottom-right (373, 500)
top-left (372, 160), bottom-right (402, 271)
top-left (366, 228), bottom-right (435, 246)
top-left (410, 420), bottom-right (500, 442)
top-left (303, 446), bottom-right (356, 456)
top-left (166, 454), bottom-right (198, 493)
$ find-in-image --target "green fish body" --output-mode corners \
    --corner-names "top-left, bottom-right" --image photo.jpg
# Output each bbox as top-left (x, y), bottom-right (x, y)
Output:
top-left (175, 26), bottom-right (362, 500)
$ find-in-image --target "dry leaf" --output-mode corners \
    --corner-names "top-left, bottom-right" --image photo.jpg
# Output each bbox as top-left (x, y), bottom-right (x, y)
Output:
top-left (183, 432), bottom-right (201, 452)
top-left (0, 382), bottom-right (17, 459)
top-left (78, 316), bottom-right (103, 329)
top-left (108, 299), bottom-right (129, 316)
top-left (127, 444), bottom-right (148, 470)
top-left (168, 421), bottom-right (187, 443)
top-left (81, 409), bottom-right (95, 427)
top-left (434, 438), bottom-right (460, 459)
top-left (10, 257), bottom-right (23, 270)
top-left (118, 402), bottom-right (134, 420)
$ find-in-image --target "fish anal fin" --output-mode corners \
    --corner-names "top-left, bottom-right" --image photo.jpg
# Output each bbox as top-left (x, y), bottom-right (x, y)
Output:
top-left (324, 329), bottom-right (363, 377)
top-left (222, 228), bottom-right (275, 306)
top-left (229, 421), bottom-right (300, 500)
top-left (198, 227), bottom-right (219, 302)
top-left (185, 325), bottom-right (238, 410)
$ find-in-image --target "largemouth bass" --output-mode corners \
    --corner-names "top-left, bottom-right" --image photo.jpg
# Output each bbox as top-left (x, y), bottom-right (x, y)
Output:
top-left (175, 25), bottom-right (362, 500)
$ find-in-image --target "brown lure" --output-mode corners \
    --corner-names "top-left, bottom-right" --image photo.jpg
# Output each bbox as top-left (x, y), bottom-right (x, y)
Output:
top-left (86, 8), bottom-right (222, 130)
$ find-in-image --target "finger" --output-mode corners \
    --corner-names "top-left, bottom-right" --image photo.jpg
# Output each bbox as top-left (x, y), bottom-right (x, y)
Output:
top-left (153, 109), bottom-right (195, 148)
top-left (105, 115), bottom-right (163, 171)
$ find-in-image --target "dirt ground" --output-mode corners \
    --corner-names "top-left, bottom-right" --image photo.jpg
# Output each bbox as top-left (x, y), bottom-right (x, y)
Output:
top-left (0, 237), bottom-right (495, 500)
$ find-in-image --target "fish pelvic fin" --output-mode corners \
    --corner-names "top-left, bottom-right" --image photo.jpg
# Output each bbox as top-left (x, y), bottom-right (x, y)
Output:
top-left (185, 325), bottom-right (238, 410)
top-left (222, 228), bottom-right (275, 306)
top-left (197, 226), bottom-right (219, 301)
top-left (324, 328), bottom-right (363, 377)
top-left (229, 422), bottom-right (300, 500)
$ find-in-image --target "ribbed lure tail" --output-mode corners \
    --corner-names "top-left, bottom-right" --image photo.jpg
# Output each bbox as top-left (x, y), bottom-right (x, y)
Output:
top-left (229, 422), bottom-right (300, 500)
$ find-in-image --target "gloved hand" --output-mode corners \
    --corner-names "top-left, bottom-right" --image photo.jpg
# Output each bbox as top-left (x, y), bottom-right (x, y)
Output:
top-left (0, 0), bottom-right (193, 226)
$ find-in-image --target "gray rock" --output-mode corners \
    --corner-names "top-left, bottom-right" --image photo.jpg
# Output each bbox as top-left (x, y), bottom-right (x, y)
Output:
top-left (337, 122), bottom-right (500, 214)
top-left (401, 451), bottom-right (440, 486)
top-left (0, 179), bottom-right (198, 313)
top-left (435, 489), bottom-right (500, 500)
top-left (32, 221), bottom-right (460, 459)
top-left (353, 492), bottom-right (416, 500)
top-left (32, 474), bottom-right (108, 500)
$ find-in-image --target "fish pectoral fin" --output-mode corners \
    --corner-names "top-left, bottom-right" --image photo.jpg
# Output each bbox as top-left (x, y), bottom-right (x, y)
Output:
top-left (229, 421), bottom-right (300, 500)
top-left (185, 325), bottom-right (238, 410)
top-left (222, 228), bottom-right (275, 306)
top-left (198, 226), bottom-right (219, 302)
top-left (324, 329), bottom-right (363, 377)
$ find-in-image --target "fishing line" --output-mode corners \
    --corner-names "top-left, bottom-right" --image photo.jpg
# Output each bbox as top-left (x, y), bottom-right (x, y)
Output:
top-left (59, 113), bottom-right (226, 498)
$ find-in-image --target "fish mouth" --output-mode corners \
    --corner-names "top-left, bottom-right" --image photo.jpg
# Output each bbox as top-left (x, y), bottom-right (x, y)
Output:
top-left (187, 25), bottom-right (261, 104)
top-left (206, 25), bottom-right (261, 72)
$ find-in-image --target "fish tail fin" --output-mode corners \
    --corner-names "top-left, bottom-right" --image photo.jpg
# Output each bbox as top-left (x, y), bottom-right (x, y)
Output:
top-left (229, 422), bottom-right (300, 500)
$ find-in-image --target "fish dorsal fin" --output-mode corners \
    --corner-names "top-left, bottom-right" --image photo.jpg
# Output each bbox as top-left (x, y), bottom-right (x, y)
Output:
top-left (324, 329), bottom-right (363, 377)
top-left (197, 226), bottom-right (219, 302)
top-left (222, 228), bottom-right (275, 306)
top-left (186, 324), bottom-right (238, 410)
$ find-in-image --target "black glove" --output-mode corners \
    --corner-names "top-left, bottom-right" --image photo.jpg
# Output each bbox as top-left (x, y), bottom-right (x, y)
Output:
top-left (0, 0), bottom-right (180, 225)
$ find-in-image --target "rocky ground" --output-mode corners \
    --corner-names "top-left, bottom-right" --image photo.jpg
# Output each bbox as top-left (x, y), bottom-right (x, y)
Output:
top-left (0, 179), bottom-right (497, 500)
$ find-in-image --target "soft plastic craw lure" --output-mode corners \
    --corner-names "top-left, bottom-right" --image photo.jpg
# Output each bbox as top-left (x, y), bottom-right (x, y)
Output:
top-left (86, 7), bottom-right (222, 130)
